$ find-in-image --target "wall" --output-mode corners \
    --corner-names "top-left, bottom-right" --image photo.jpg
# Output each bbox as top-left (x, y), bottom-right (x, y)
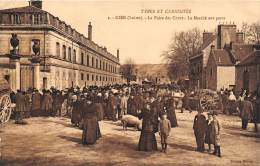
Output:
top-left (217, 66), bottom-right (235, 91)
top-left (206, 53), bottom-right (217, 90)
top-left (0, 28), bottom-right (121, 91)
top-left (236, 65), bottom-right (257, 93)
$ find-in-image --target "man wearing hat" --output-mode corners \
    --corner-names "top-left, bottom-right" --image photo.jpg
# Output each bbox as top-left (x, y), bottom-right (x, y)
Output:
top-left (193, 108), bottom-right (207, 152)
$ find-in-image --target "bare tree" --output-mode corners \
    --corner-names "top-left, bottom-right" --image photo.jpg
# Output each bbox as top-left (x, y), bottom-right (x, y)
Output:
top-left (241, 22), bottom-right (260, 43)
top-left (120, 58), bottom-right (136, 84)
top-left (162, 28), bottom-right (203, 80)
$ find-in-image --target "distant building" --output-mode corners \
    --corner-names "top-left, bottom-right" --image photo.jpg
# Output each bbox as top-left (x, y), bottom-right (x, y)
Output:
top-left (235, 44), bottom-right (260, 93)
top-left (189, 23), bottom-right (256, 92)
top-left (134, 64), bottom-right (171, 84)
top-left (0, 0), bottom-right (121, 91)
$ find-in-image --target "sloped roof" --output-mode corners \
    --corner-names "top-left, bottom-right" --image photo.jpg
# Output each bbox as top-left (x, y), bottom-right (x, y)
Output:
top-left (0, 6), bottom-right (45, 13)
top-left (199, 34), bottom-right (216, 51)
top-left (237, 50), bottom-right (260, 66)
top-left (212, 49), bottom-right (234, 66)
top-left (230, 43), bottom-right (254, 61)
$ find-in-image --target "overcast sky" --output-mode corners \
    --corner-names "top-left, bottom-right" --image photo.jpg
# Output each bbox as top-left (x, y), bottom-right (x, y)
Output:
top-left (0, 0), bottom-right (259, 64)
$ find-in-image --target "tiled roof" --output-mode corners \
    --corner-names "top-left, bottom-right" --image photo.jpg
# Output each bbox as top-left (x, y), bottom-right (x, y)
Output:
top-left (230, 43), bottom-right (254, 61)
top-left (212, 49), bottom-right (234, 66)
top-left (237, 50), bottom-right (260, 66)
top-left (199, 34), bottom-right (216, 50)
top-left (0, 6), bottom-right (45, 13)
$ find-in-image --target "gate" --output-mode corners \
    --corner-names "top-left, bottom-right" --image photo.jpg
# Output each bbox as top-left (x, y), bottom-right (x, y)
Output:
top-left (20, 66), bottom-right (33, 91)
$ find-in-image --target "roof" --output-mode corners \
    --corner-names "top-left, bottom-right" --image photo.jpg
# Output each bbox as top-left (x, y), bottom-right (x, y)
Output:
top-left (230, 43), bottom-right (254, 61)
top-left (212, 49), bottom-right (234, 66)
top-left (199, 34), bottom-right (216, 51)
top-left (0, 6), bottom-right (45, 13)
top-left (190, 34), bottom-right (216, 60)
top-left (237, 50), bottom-right (260, 66)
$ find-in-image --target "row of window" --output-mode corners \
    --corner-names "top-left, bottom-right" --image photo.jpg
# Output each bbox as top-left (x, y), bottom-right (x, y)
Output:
top-left (10, 14), bottom-right (43, 25)
top-left (80, 73), bottom-right (117, 82)
top-left (56, 42), bottom-right (118, 73)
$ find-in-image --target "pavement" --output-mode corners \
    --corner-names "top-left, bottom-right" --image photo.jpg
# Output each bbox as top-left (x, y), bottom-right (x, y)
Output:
top-left (0, 110), bottom-right (260, 166)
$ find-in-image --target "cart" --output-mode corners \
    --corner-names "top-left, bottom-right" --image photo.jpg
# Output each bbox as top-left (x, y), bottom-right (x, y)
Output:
top-left (0, 77), bottom-right (12, 124)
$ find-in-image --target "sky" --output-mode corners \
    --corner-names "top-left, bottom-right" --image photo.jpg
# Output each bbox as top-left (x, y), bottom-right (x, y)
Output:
top-left (0, 0), bottom-right (260, 64)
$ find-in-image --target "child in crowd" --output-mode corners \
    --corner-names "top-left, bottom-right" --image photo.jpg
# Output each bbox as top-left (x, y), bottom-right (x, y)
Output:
top-left (158, 113), bottom-right (171, 153)
top-left (211, 111), bottom-right (222, 157)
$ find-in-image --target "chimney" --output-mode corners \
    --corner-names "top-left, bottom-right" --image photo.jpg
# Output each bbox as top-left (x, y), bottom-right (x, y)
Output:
top-left (104, 47), bottom-right (107, 51)
top-left (203, 31), bottom-right (214, 44)
top-left (88, 22), bottom-right (92, 41)
top-left (217, 24), bottom-right (237, 49)
top-left (236, 31), bottom-right (244, 43)
top-left (117, 49), bottom-right (119, 59)
top-left (29, 0), bottom-right (42, 9)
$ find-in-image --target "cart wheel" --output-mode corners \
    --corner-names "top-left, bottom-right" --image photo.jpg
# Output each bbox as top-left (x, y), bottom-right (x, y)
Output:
top-left (0, 94), bottom-right (12, 124)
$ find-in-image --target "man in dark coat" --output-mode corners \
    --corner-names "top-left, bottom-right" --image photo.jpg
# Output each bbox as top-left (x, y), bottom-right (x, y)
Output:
top-left (31, 89), bottom-right (41, 117)
top-left (41, 90), bottom-right (53, 116)
top-left (127, 94), bottom-right (138, 117)
top-left (107, 92), bottom-right (117, 121)
top-left (181, 90), bottom-right (191, 113)
top-left (138, 102), bottom-right (157, 152)
top-left (82, 97), bottom-right (101, 145)
top-left (150, 95), bottom-right (163, 133)
top-left (193, 109), bottom-right (207, 152)
top-left (71, 95), bottom-right (83, 127)
top-left (240, 96), bottom-right (253, 130)
top-left (52, 91), bottom-right (64, 117)
top-left (15, 90), bottom-right (26, 124)
top-left (24, 91), bottom-right (32, 118)
top-left (165, 97), bottom-right (178, 127)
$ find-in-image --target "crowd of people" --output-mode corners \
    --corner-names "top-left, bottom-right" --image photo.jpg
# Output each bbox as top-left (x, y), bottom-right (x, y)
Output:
top-left (9, 83), bottom-right (260, 156)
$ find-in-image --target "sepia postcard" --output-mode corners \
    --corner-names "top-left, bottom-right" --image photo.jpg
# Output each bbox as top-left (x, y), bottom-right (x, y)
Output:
top-left (0, 0), bottom-right (259, 165)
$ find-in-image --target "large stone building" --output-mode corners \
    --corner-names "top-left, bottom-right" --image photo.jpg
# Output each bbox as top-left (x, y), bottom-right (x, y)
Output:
top-left (189, 23), bottom-right (257, 92)
top-left (0, 0), bottom-right (121, 91)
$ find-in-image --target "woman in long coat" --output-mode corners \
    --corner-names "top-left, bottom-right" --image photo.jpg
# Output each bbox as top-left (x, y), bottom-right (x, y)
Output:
top-left (165, 97), bottom-right (178, 127)
top-left (82, 98), bottom-right (101, 145)
top-left (138, 103), bottom-right (157, 152)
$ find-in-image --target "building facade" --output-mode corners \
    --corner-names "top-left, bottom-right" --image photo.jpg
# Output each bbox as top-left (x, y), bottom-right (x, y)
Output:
top-left (0, 1), bottom-right (121, 91)
top-left (235, 45), bottom-right (260, 93)
top-left (189, 23), bottom-right (254, 91)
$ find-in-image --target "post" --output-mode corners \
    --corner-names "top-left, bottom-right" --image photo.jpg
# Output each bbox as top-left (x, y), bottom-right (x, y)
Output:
top-left (30, 56), bottom-right (41, 90)
top-left (9, 56), bottom-right (21, 91)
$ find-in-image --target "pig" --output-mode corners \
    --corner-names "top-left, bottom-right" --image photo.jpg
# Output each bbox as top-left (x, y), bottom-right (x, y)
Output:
top-left (121, 115), bottom-right (142, 131)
